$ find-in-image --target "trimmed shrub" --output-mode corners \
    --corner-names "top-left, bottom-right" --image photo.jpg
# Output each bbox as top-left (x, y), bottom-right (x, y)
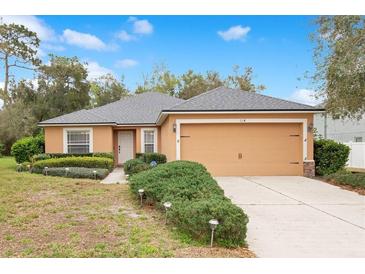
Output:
top-left (46, 152), bottom-right (114, 159)
top-left (325, 171), bottom-right (365, 189)
top-left (32, 153), bottom-right (51, 162)
top-left (129, 161), bottom-right (249, 247)
top-left (141, 153), bottom-right (167, 165)
top-left (11, 135), bottom-right (45, 163)
top-left (92, 152), bottom-right (114, 159)
top-left (33, 156), bottom-right (113, 171)
top-left (124, 159), bottom-right (150, 175)
top-left (16, 161), bottom-right (31, 172)
top-left (31, 167), bottom-right (109, 179)
top-left (314, 139), bottom-right (350, 175)
top-left (135, 153), bottom-right (144, 160)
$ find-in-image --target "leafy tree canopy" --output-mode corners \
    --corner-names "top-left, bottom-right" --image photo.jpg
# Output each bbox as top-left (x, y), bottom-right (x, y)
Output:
top-left (312, 16), bottom-right (365, 119)
top-left (90, 74), bottom-right (129, 107)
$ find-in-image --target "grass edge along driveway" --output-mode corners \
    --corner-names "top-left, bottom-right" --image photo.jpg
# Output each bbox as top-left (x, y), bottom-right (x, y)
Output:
top-left (0, 157), bottom-right (254, 258)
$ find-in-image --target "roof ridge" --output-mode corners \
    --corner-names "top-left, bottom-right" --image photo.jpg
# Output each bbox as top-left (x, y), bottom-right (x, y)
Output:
top-left (166, 86), bottom-right (222, 110)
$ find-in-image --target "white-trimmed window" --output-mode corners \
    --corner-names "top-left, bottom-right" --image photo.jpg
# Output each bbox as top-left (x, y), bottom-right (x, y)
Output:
top-left (63, 128), bottom-right (93, 154)
top-left (141, 128), bottom-right (157, 153)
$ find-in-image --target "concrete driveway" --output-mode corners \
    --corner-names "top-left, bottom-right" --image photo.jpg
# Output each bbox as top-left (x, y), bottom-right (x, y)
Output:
top-left (216, 176), bottom-right (365, 257)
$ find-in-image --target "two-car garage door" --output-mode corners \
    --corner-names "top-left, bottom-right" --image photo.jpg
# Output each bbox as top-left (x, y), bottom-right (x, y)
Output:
top-left (180, 123), bottom-right (303, 176)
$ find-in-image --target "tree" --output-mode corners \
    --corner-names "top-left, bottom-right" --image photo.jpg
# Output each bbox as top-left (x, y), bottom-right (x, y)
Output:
top-left (0, 100), bottom-right (39, 154)
top-left (16, 55), bottom-right (91, 122)
top-left (177, 70), bottom-right (223, 99)
top-left (135, 63), bottom-right (179, 96)
top-left (90, 74), bottom-right (129, 107)
top-left (226, 65), bottom-right (266, 92)
top-left (312, 16), bottom-right (365, 119)
top-left (0, 20), bottom-right (41, 106)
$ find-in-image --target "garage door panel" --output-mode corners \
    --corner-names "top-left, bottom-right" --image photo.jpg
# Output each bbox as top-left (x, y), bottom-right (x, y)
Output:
top-left (180, 123), bottom-right (303, 176)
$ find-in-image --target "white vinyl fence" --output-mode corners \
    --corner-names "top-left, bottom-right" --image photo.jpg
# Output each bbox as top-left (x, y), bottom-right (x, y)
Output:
top-left (344, 142), bottom-right (365, 169)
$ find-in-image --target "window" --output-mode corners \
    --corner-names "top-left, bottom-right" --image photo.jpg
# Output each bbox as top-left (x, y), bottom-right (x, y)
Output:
top-left (142, 128), bottom-right (157, 153)
top-left (64, 128), bottom-right (92, 154)
top-left (354, 137), bottom-right (363, 142)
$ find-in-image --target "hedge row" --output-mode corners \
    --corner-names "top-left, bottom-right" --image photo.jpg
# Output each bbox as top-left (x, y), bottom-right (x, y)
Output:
top-left (32, 152), bottom-right (114, 162)
top-left (33, 156), bottom-right (114, 171)
top-left (314, 139), bottom-right (350, 175)
top-left (11, 135), bottom-right (44, 163)
top-left (129, 161), bottom-right (248, 247)
top-left (31, 167), bottom-right (109, 179)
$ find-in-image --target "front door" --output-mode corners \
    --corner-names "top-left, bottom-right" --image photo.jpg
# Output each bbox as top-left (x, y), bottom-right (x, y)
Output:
top-left (118, 131), bottom-right (134, 164)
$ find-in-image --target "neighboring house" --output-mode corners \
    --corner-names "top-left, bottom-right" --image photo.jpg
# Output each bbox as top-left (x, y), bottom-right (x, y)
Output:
top-left (314, 113), bottom-right (365, 143)
top-left (314, 112), bottom-right (365, 169)
top-left (39, 87), bottom-right (324, 176)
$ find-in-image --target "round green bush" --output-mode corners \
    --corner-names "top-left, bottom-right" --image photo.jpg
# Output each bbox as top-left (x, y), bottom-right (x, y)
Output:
top-left (314, 139), bottom-right (350, 175)
top-left (124, 159), bottom-right (150, 175)
top-left (141, 153), bottom-right (167, 165)
top-left (32, 153), bottom-right (51, 162)
top-left (11, 135), bottom-right (45, 163)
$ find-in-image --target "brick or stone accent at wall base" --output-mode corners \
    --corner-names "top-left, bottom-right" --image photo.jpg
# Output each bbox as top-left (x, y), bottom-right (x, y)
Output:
top-left (304, 160), bottom-right (315, 177)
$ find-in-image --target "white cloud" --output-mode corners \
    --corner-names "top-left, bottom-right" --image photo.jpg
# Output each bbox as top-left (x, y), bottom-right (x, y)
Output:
top-left (218, 25), bottom-right (251, 41)
top-left (85, 61), bottom-right (114, 80)
top-left (1, 16), bottom-right (56, 42)
top-left (128, 16), bottom-right (153, 34)
top-left (115, 59), bottom-right (138, 69)
top-left (116, 17), bottom-right (153, 42)
top-left (116, 30), bottom-right (136, 42)
top-left (288, 89), bottom-right (322, 106)
top-left (132, 19), bottom-right (153, 34)
top-left (61, 29), bottom-right (107, 51)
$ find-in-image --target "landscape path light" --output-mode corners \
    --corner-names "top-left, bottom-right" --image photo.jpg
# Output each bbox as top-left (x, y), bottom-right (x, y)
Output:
top-left (93, 170), bottom-right (97, 180)
top-left (163, 201), bottom-right (172, 224)
top-left (44, 166), bottom-right (48, 176)
top-left (138, 189), bottom-right (144, 207)
top-left (65, 167), bottom-right (70, 176)
top-left (209, 219), bottom-right (219, 247)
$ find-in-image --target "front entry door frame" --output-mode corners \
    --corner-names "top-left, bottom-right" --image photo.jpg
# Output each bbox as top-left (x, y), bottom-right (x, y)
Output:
top-left (118, 131), bottom-right (134, 165)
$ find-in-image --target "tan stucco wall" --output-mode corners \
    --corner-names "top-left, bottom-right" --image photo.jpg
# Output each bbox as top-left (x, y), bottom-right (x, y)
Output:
top-left (159, 113), bottom-right (314, 162)
top-left (44, 127), bottom-right (63, 153)
top-left (44, 126), bottom-right (113, 153)
top-left (93, 126), bottom-right (113, 152)
top-left (160, 116), bottom-right (175, 161)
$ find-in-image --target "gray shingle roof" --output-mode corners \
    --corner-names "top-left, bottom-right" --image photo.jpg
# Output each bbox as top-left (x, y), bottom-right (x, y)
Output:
top-left (39, 92), bottom-right (184, 125)
top-left (165, 87), bottom-right (322, 112)
top-left (39, 87), bottom-right (323, 126)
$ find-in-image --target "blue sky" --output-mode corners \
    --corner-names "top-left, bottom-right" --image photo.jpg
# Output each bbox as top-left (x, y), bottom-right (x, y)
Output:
top-left (1, 15), bottom-right (321, 106)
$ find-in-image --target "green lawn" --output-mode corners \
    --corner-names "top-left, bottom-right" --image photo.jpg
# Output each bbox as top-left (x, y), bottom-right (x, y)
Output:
top-left (0, 157), bottom-right (254, 258)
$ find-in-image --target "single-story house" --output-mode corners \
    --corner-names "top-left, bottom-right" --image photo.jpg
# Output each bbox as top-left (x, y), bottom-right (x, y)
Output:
top-left (39, 87), bottom-right (324, 176)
